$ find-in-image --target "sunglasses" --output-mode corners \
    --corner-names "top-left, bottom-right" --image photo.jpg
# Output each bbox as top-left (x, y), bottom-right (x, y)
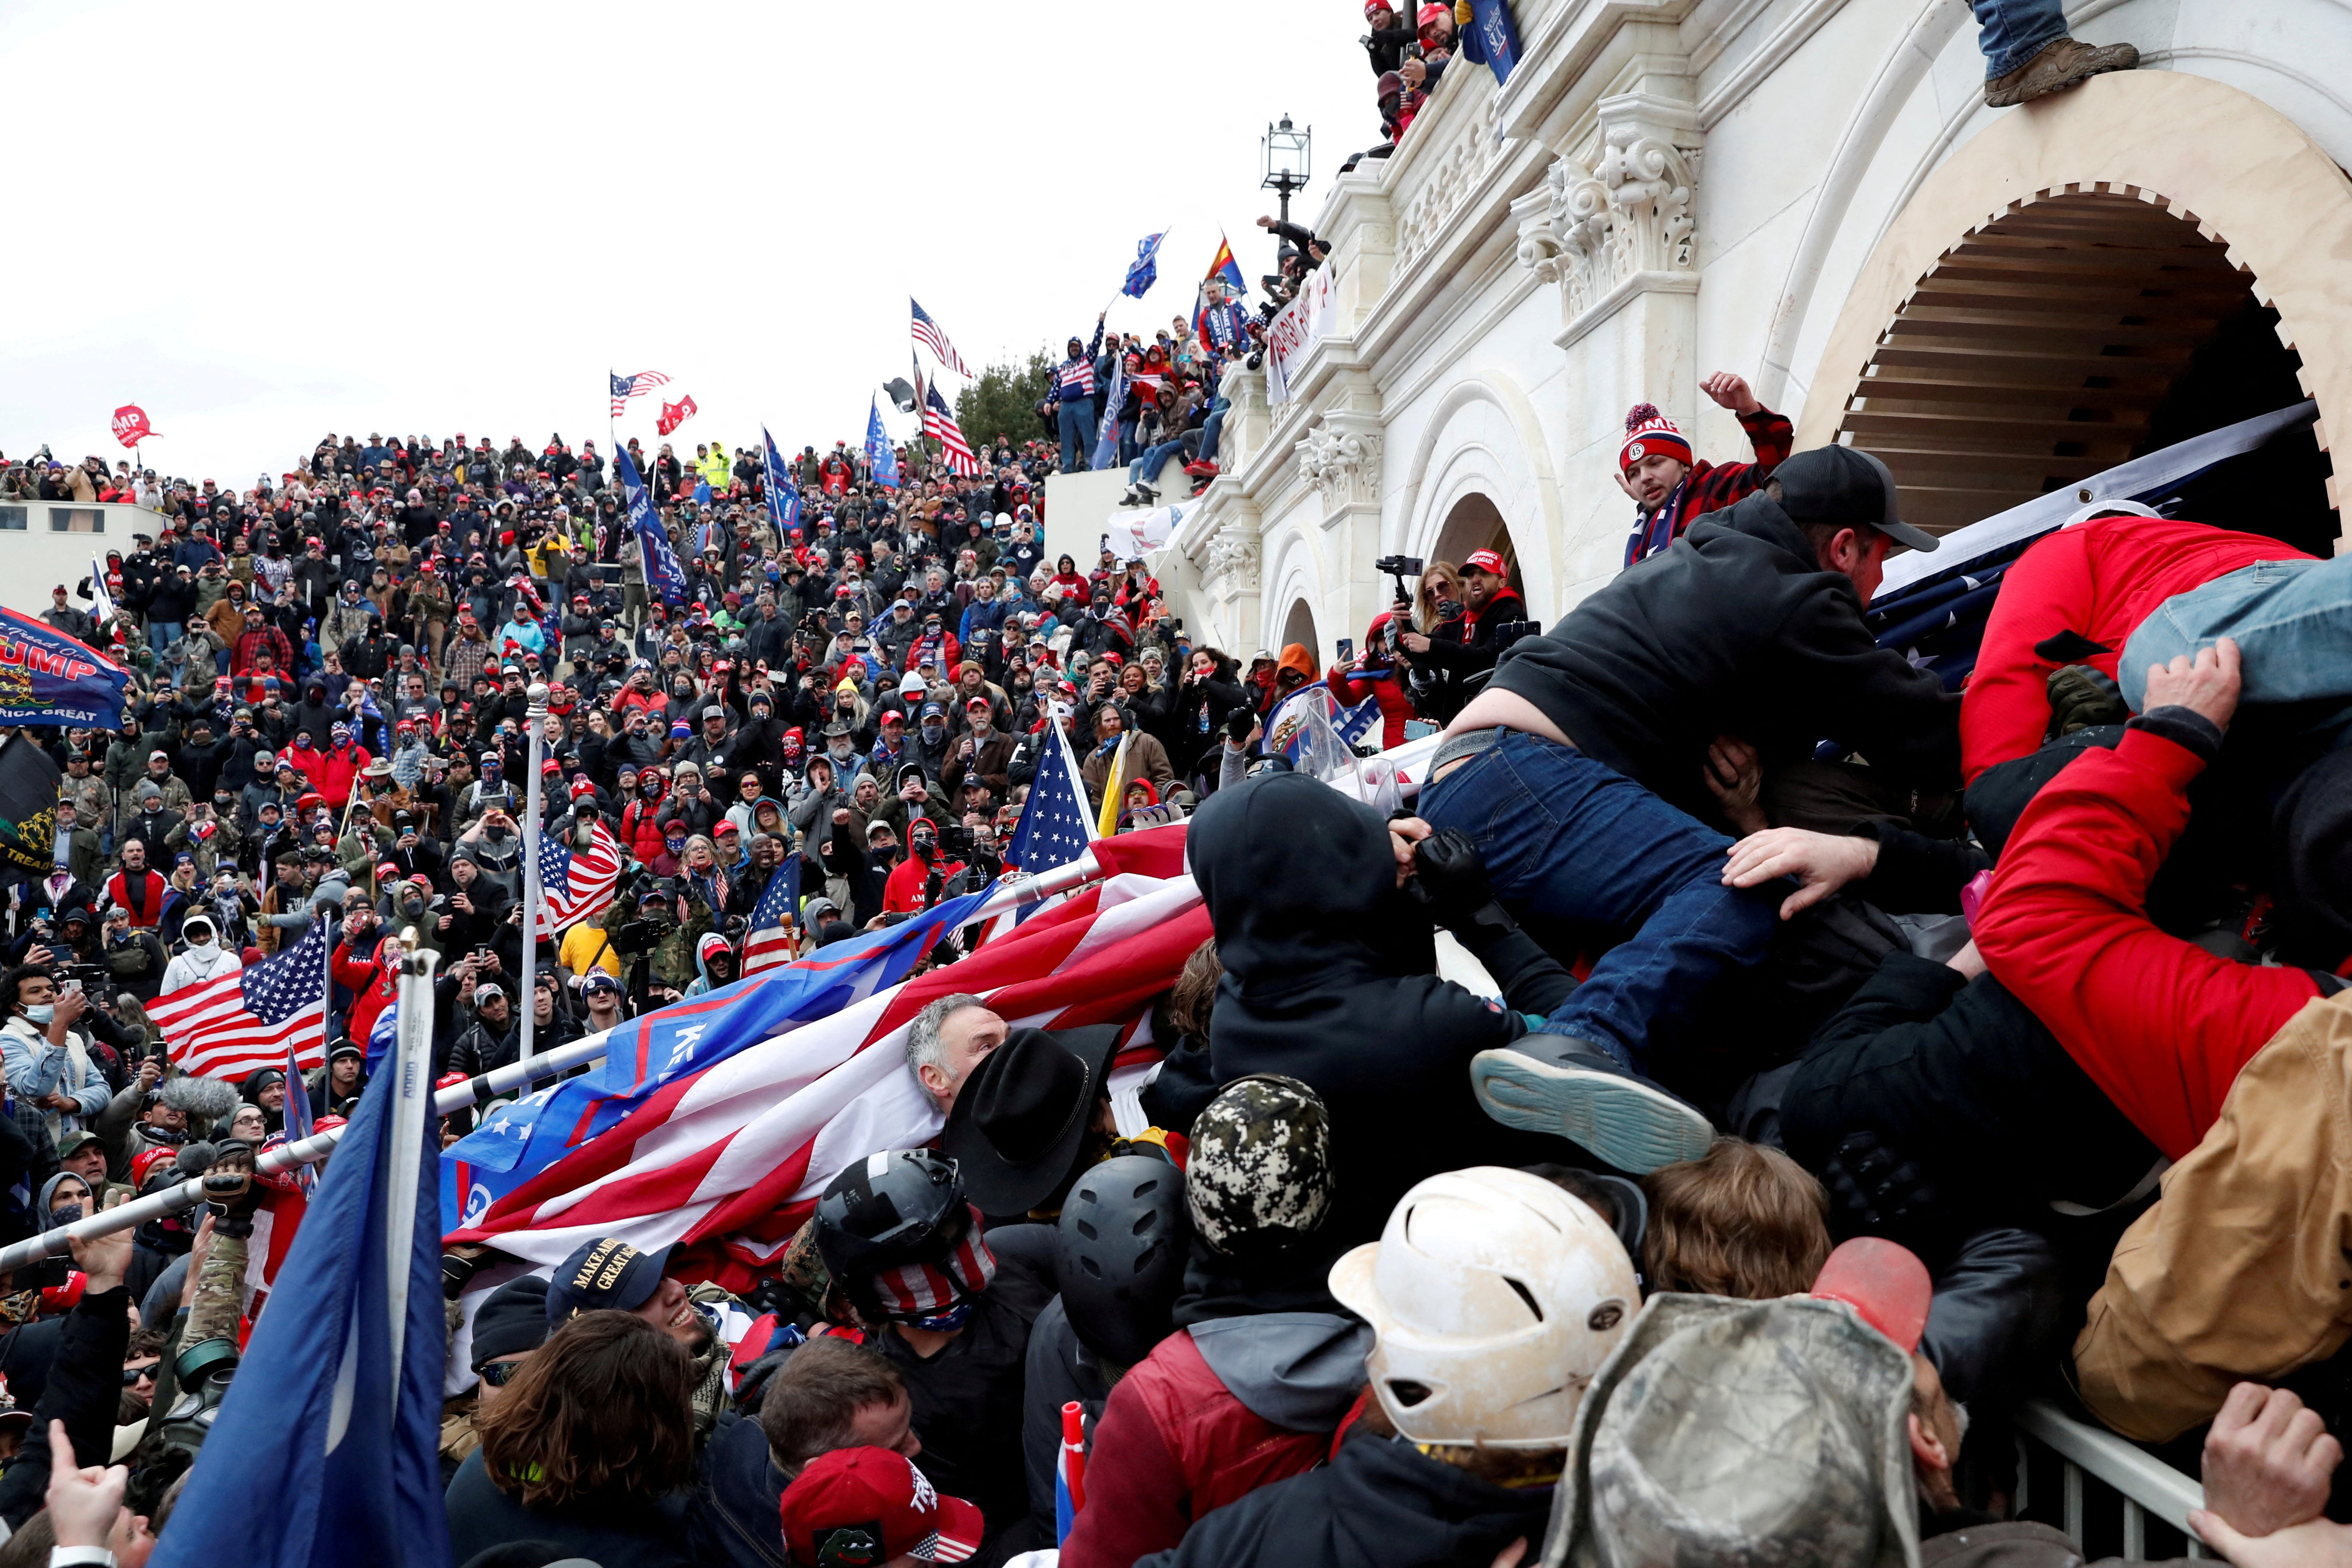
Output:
top-left (474, 1357), bottom-right (528, 1387)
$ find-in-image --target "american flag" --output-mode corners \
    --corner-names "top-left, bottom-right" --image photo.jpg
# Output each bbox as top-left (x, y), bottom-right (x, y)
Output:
top-left (922, 383), bottom-right (982, 478)
top-left (1006, 718), bottom-right (1097, 873)
top-left (740, 854), bottom-right (803, 977)
top-left (610, 370), bottom-right (671, 417)
top-left (150, 918), bottom-right (331, 1081)
top-left (910, 298), bottom-right (972, 379)
top-left (442, 830), bottom-right (1197, 1295)
top-left (534, 819), bottom-right (625, 938)
top-left (441, 885), bottom-right (997, 1236)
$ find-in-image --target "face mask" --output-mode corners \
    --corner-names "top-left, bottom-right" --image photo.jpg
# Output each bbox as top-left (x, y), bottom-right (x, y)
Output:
top-left (49, 1202), bottom-right (83, 1228)
top-left (921, 723), bottom-right (945, 743)
top-left (23, 1004), bottom-right (53, 1025)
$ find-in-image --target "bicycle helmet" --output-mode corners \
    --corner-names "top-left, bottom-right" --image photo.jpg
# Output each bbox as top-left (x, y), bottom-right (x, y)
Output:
top-left (1057, 1155), bottom-right (1189, 1366)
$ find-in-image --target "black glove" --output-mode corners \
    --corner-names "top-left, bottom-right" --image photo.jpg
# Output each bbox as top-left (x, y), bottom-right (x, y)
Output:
top-left (1819, 1130), bottom-right (1951, 1258)
top-left (2046, 664), bottom-right (2128, 738)
top-left (1407, 829), bottom-right (1516, 941)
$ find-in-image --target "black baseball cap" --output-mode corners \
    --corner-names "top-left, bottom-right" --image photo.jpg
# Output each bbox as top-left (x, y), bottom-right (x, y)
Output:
top-left (545, 1236), bottom-right (672, 1323)
top-left (1768, 446), bottom-right (1938, 553)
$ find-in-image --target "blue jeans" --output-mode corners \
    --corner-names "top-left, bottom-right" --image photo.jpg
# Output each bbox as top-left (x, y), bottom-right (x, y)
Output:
top-left (148, 620), bottom-right (181, 658)
top-left (2122, 554), bottom-right (2352, 742)
top-left (1197, 398), bottom-right (1230, 466)
top-left (1419, 731), bottom-right (1780, 1071)
top-left (1057, 398), bottom-right (1096, 472)
top-left (1129, 441), bottom-right (1189, 485)
top-left (1970, 0), bottom-right (2069, 77)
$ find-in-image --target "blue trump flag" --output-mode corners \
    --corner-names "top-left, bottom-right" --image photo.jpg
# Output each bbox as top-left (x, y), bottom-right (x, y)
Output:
top-left (442, 888), bottom-right (990, 1235)
top-left (1122, 231), bottom-right (1166, 298)
top-left (1458, 0), bottom-right (1522, 83)
top-left (0, 607), bottom-right (129, 729)
top-left (153, 998), bottom-right (448, 1568)
top-left (1090, 352), bottom-right (1129, 472)
top-left (865, 396), bottom-right (900, 490)
top-left (763, 425), bottom-right (803, 533)
top-left (615, 446), bottom-right (689, 606)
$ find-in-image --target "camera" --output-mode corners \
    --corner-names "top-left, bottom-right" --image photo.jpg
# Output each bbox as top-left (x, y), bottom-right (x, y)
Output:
top-left (1374, 554), bottom-right (1425, 605)
top-left (1490, 619), bottom-right (1543, 654)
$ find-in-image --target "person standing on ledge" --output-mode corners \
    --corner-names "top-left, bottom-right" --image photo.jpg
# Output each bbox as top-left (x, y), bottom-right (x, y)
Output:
top-left (1971, 0), bottom-right (2137, 107)
top-left (1618, 372), bottom-right (1793, 568)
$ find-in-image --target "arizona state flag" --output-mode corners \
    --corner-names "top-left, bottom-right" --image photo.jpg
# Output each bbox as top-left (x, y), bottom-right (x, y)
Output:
top-left (0, 732), bottom-right (63, 875)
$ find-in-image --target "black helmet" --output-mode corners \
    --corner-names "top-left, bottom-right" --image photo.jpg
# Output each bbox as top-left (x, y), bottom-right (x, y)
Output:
top-left (813, 1149), bottom-right (976, 1323)
top-left (1056, 1155), bottom-right (1189, 1367)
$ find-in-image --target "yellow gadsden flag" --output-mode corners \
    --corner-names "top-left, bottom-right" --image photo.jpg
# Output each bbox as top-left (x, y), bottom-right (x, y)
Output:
top-left (1093, 731), bottom-right (1131, 839)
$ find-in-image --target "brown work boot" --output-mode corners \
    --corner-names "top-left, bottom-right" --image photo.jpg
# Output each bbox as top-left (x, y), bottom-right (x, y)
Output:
top-left (1984, 36), bottom-right (2139, 107)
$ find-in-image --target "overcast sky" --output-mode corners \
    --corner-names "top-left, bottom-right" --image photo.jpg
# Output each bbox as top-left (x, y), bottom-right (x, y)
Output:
top-left (1, 0), bottom-right (1376, 484)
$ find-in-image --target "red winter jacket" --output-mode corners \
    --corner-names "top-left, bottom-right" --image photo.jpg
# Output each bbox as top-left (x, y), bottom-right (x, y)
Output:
top-left (312, 742), bottom-right (372, 809)
top-left (1057, 1329), bottom-right (1331, 1568)
top-left (621, 788), bottom-right (669, 866)
top-left (331, 937), bottom-right (399, 1050)
top-left (1974, 722), bottom-right (2321, 1160)
top-left (1961, 518), bottom-right (2307, 784)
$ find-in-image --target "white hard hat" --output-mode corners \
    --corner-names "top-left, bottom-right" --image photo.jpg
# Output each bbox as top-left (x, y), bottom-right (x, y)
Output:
top-left (1330, 1166), bottom-right (1638, 1450)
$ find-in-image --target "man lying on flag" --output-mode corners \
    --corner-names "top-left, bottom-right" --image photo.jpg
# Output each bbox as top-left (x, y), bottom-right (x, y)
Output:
top-left (441, 828), bottom-right (1197, 1292)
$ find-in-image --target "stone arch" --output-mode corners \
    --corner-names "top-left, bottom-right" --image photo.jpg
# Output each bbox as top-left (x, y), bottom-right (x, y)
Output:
top-left (1279, 597), bottom-right (1320, 657)
top-left (1262, 526), bottom-right (1325, 661)
top-left (1794, 70), bottom-right (2352, 545)
top-left (1394, 374), bottom-right (1568, 614)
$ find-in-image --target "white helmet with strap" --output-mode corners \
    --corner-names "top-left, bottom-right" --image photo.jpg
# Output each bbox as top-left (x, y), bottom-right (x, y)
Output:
top-left (1330, 1166), bottom-right (1639, 1449)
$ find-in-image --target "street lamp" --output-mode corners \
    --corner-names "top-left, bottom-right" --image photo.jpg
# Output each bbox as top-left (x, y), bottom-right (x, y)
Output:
top-left (1261, 114), bottom-right (1312, 242)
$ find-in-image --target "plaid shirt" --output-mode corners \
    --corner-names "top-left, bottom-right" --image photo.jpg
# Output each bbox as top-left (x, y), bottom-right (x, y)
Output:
top-left (1622, 406), bottom-right (1795, 567)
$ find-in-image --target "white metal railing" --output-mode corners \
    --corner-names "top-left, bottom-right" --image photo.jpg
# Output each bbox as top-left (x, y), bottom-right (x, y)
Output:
top-left (2016, 1400), bottom-right (2208, 1559)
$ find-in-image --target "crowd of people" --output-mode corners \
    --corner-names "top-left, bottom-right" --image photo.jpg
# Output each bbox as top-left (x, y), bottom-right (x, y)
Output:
top-left (0, 352), bottom-right (2342, 1568)
top-left (0, 4), bottom-right (2335, 1551)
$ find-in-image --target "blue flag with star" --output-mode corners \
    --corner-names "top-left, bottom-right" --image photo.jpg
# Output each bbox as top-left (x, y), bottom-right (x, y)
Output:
top-left (1006, 719), bottom-right (1097, 875)
top-left (865, 396), bottom-right (899, 490)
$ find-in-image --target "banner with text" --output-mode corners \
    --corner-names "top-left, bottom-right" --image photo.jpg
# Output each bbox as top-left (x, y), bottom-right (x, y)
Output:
top-left (1264, 262), bottom-right (1339, 405)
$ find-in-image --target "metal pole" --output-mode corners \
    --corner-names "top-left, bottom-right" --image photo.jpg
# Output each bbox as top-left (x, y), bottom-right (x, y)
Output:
top-left (519, 681), bottom-right (549, 1060)
top-left (0, 846), bottom-right (1121, 1273)
top-left (382, 946), bottom-right (437, 1395)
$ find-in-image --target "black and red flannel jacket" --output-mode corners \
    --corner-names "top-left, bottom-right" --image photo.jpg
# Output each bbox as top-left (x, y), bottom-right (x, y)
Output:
top-left (1622, 406), bottom-right (1795, 567)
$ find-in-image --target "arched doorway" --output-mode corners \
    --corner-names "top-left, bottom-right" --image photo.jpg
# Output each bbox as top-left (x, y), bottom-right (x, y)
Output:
top-left (1831, 190), bottom-right (2334, 553)
top-left (1280, 597), bottom-right (1319, 659)
top-left (1794, 72), bottom-right (2352, 557)
top-left (1430, 492), bottom-right (1526, 599)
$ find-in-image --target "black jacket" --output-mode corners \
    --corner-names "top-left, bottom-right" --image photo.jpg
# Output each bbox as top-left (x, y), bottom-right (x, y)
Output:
top-left (1192, 772), bottom-right (1579, 1255)
top-left (445, 1450), bottom-right (692, 1568)
top-left (1782, 949), bottom-right (2159, 1255)
top-left (1134, 1423), bottom-right (1550, 1568)
top-left (1487, 491), bottom-right (1958, 818)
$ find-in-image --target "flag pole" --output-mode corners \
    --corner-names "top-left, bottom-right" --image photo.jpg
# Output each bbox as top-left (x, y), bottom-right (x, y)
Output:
top-left (519, 682), bottom-right (549, 1061)
top-left (0, 844), bottom-right (1133, 1271)
top-left (383, 943), bottom-right (439, 1396)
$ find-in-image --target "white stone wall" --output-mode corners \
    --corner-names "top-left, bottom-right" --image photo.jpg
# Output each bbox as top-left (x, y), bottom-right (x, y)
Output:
top-left (1167, 0), bottom-right (2352, 658)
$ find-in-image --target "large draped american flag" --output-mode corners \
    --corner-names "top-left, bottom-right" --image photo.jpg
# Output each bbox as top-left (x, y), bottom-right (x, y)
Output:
top-left (149, 918), bottom-right (332, 1081)
top-left (533, 819), bottom-right (625, 938)
top-left (444, 828), bottom-right (1201, 1295)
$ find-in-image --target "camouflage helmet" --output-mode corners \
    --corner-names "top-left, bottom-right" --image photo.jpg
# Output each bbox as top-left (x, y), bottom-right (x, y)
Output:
top-left (1186, 1074), bottom-right (1334, 1260)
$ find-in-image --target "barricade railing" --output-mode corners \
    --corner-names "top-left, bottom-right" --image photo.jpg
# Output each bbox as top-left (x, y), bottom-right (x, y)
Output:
top-left (2015, 1399), bottom-right (2207, 1559)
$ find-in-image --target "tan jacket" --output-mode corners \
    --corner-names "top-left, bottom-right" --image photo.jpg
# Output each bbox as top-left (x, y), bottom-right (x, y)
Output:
top-left (2076, 989), bottom-right (2352, 1440)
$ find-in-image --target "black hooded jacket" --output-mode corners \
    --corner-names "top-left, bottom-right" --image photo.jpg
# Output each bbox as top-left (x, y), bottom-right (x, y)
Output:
top-left (1190, 772), bottom-right (1580, 1254)
top-left (1133, 1422), bottom-right (1550, 1568)
top-left (1485, 490), bottom-right (1959, 818)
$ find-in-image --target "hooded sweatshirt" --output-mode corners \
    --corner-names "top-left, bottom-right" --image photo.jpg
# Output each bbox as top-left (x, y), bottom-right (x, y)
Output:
top-left (1188, 772), bottom-right (1580, 1255)
top-left (1132, 1421), bottom-right (1551, 1568)
top-left (1484, 489), bottom-right (1958, 818)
